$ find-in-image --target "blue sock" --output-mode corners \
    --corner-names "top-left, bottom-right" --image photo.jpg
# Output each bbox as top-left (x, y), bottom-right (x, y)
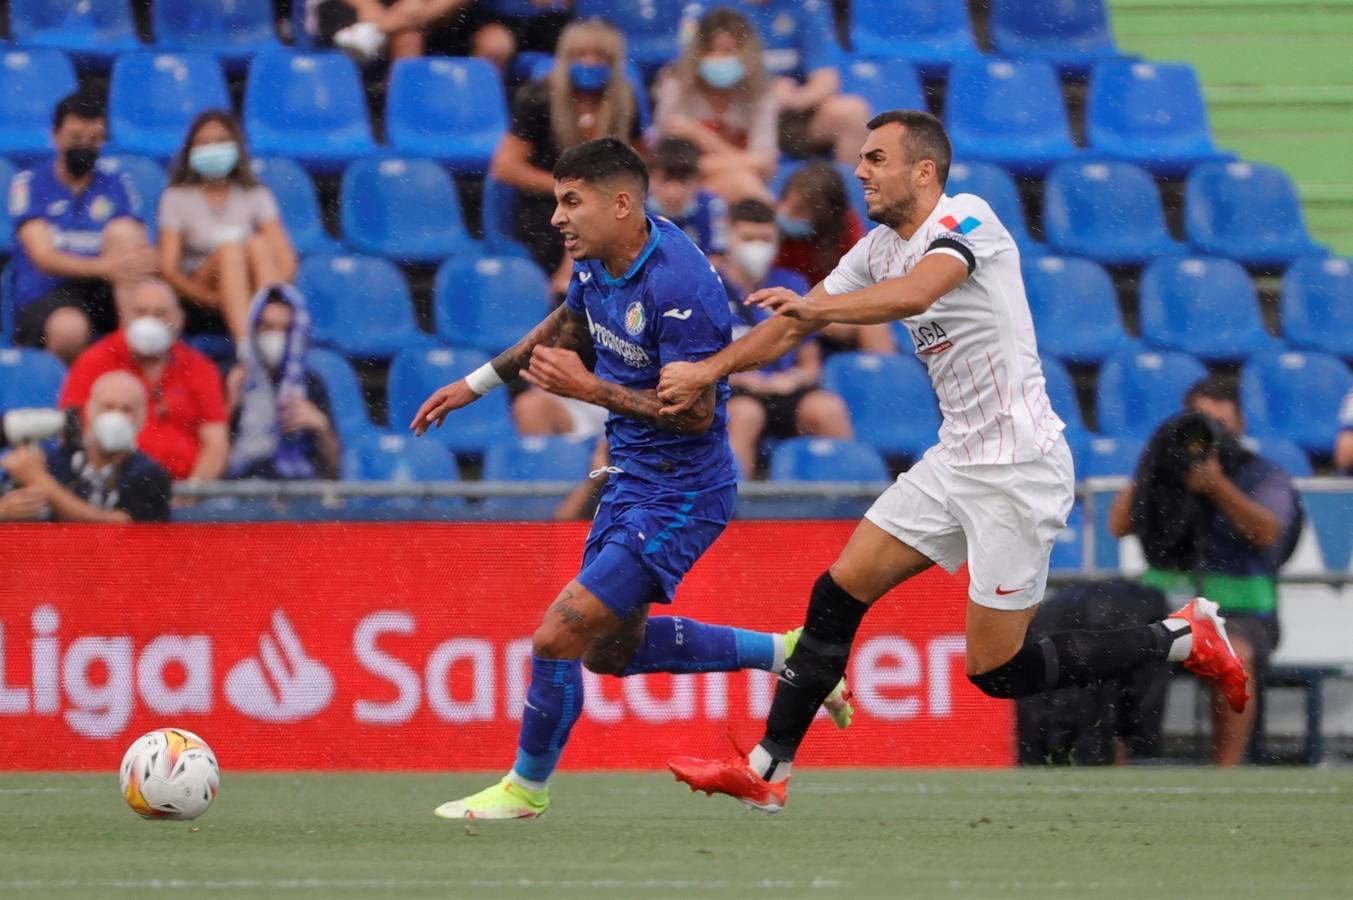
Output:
top-left (511, 656), bottom-right (584, 787)
top-left (621, 617), bottom-right (778, 675)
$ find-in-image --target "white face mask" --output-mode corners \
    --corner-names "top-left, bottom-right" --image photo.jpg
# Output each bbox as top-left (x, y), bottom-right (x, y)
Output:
top-left (90, 411), bottom-right (138, 455)
top-left (125, 316), bottom-right (174, 357)
top-left (256, 331), bottom-right (287, 370)
top-left (730, 240), bottom-right (778, 284)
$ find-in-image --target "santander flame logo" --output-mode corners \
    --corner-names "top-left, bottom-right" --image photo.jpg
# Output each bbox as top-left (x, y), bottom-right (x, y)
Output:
top-left (224, 611), bottom-right (334, 723)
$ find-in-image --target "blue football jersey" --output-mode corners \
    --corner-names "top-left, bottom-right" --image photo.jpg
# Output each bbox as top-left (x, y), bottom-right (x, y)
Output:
top-left (564, 216), bottom-right (737, 491)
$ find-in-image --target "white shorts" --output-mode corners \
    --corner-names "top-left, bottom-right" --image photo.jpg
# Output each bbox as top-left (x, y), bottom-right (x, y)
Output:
top-left (864, 436), bottom-right (1075, 611)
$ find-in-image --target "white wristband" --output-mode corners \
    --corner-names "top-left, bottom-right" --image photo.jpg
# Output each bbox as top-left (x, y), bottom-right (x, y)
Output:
top-left (464, 362), bottom-right (505, 396)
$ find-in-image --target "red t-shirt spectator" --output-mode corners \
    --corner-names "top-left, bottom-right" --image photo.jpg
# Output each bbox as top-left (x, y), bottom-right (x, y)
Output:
top-left (775, 210), bottom-right (867, 288)
top-left (59, 333), bottom-right (227, 480)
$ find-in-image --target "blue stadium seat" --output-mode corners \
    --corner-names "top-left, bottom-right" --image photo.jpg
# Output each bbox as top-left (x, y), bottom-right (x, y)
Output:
top-left (842, 56), bottom-right (926, 116)
top-left (1185, 161), bottom-right (1324, 268)
top-left (244, 51), bottom-right (376, 174)
top-left (0, 264), bottom-right (14, 343)
top-left (0, 49), bottom-right (79, 161)
top-left (1241, 350), bottom-right (1353, 455)
top-left (108, 51), bottom-right (230, 160)
top-left (822, 352), bottom-right (940, 461)
top-left (479, 177), bottom-right (530, 255)
top-left (1023, 256), bottom-right (1128, 364)
top-left (481, 434), bottom-right (597, 518)
top-left (387, 346), bottom-right (513, 455)
top-left (434, 254), bottom-right (551, 355)
top-left (250, 156), bottom-right (342, 256)
top-left (1282, 256), bottom-right (1353, 359)
top-left (1043, 161), bottom-right (1183, 266)
top-left (340, 157), bottom-right (468, 264)
top-left (342, 432), bottom-right (463, 514)
top-left (387, 58), bottom-right (508, 175)
top-left (297, 254), bottom-right (434, 359)
top-left (1087, 60), bottom-right (1226, 177)
top-left (1049, 501), bottom-right (1085, 571)
top-left (1097, 348), bottom-right (1208, 439)
top-left (1081, 435), bottom-right (1144, 478)
top-left (1039, 354), bottom-right (1086, 437)
top-left (1241, 435), bottom-right (1312, 478)
top-left (95, 155), bottom-right (167, 241)
top-left (945, 161), bottom-right (1044, 257)
top-left (152, 0), bottom-right (280, 68)
top-left (0, 158), bottom-right (16, 258)
top-left (990, 0), bottom-right (1117, 75)
top-left (848, 0), bottom-right (980, 78)
top-left (304, 347), bottom-right (377, 444)
top-left (770, 438), bottom-right (889, 482)
top-left (8, 0), bottom-right (140, 67)
top-left (945, 60), bottom-right (1079, 176)
top-left (573, 0), bottom-right (685, 72)
top-left (528, 57), bottom-right (653, 130)
top-left (0, 346), bottom-right (65, 411)
top-left (769, 160), bottom-right (867, 223)
top-left (1138, 256), bottom-right (1277, 362)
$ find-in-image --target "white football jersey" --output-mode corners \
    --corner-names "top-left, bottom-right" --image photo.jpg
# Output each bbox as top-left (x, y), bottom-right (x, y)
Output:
top-left (823, 192), bottom-right (1065, 466)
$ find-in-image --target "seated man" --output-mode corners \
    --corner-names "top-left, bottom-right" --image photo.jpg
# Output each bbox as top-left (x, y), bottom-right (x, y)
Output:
top-left (9, 90), bottom-right (156, 365)
top-left (1336, 386), bottom-right (1353, 475)
top-left (646, 138), bottom-right (729, 259)
top-left (59, 280), bottom-right (228, 482)
top-left (0, 370), bottom-right (171, 522)
top-left (226, 285), bottom-right (340, 480)
top-left (719, 199), bottom-right (852, 477)
top-left (1108, 376), bottom-right (1302, 766)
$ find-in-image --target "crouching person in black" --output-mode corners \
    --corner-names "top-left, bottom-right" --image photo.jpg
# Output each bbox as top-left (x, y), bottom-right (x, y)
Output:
top-left (1109, 376), bottom-right (1302, 766)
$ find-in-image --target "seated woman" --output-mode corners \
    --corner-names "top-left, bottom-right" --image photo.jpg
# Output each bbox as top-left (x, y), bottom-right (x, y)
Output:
top-left (774, 162), bottom-right (894, 354)
top-left (158, 110), bottom-right (297, 345)
top-left (490, 18), bottom-right (642, 296)
top-left (226, 285), bottom-right (340, 481)
top-left (652, 7), bottom-right (779, 202)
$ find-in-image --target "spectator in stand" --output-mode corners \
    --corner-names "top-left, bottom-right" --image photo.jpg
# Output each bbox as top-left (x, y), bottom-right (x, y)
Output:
top-left (720, 0), bottom-right (870, 164)
top-left (306, 0), bottom-right (525, 73)
top-left (653, 7), bottom-right (779, 202)
top-left (1, 371), bottom-right (171, 522)
top-left (158, 110), bottom-right (297, 346)
top-left (225, 285), bottom-right (340, 480)
top-left (9, 91), bottom-right (156, 365)
top-left (1336, 386), bottom-right (1353, 474)
top-left (774, 162), bottom-right (893, 354)
top-left (718, 199), bottom-right (852, 476)
top-left (59, 279), bottom-right (228, 483)
top-left (646, 137), bottom-right (728, 258)
top-left (491, 17), bottom-right (642, 294)
top-left (1108, 376), bottom-right (1302, 766)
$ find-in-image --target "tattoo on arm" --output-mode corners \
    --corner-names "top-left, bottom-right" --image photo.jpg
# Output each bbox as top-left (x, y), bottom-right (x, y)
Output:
top-left (591, 381), bottom-right (717, 434)
top-left (490, 306), bottom-right (592, 381)
top-left (549, 589), bottom-right (587, 625)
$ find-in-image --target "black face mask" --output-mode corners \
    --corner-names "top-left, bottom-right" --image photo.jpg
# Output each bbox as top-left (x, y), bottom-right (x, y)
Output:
top-left (63, 146), bottom-right (99, 179)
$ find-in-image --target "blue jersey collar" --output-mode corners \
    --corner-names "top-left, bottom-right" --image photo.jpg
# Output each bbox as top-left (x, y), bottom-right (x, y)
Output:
top-left (601, 216), bottom-right (662, 288)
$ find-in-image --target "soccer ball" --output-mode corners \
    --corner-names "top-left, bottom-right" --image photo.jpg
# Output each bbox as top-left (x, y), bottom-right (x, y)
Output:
top-left (119, 728), bottom-right (220, 820)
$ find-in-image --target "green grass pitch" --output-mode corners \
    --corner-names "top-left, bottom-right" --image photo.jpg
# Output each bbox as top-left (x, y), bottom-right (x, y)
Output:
top-left (2, 768), bottom-right (1351, 899)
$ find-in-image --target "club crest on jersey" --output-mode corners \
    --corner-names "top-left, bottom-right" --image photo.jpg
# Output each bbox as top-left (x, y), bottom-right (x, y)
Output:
top-left (624, 301), bottom-right (646, 336)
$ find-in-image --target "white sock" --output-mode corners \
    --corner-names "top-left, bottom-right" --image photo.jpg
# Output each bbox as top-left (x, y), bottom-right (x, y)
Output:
top-left (508, 769), bottom-right (548, 793)
top-left (748, 744), bottom-right (791, 783)
top-left (771, 634), bottom-right (788, 672)
top-left (1163, 617), bottom-right (1193, 662)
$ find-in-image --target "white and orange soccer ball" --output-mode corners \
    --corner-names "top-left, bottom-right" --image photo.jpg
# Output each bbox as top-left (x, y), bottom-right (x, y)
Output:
top-left (118, 728), bottom-right (220, 820)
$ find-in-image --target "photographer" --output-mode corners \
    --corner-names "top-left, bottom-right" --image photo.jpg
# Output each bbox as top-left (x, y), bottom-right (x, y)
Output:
top-left (1108, 376), bottom-right (1302, 766)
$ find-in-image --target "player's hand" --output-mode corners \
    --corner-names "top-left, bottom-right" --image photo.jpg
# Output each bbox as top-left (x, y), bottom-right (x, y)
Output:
top-left (658, 360), bottom-right (716, 415)
top-left (520, 346), bottom-right (597, 401)
top-left (410, 379), bottom-right (479, 436)
top-left (748, 286), bottom-right (820, 321)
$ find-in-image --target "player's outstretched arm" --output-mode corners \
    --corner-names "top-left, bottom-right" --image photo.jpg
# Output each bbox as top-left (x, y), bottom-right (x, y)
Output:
top-left (521, 345), bottom-right (717, 435)
top-left (751, 254), bottom-right (968, 326)
top-left (410, 305), bottom-right (590, 435)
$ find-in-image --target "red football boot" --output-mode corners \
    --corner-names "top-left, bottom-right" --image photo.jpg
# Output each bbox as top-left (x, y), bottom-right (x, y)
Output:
top-left (1172, 597), bottom-right (1250, 713)
top-left (668, 756), bottom-right (788, 814)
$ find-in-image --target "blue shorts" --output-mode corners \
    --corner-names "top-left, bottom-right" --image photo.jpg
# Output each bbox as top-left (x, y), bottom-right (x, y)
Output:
top-left (575, 475), bottom-right (736, 620)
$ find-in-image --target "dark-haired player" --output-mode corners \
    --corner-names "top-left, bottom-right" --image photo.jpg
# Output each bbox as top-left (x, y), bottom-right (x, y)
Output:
top-left (410, 137), bottom-right (849, 820)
